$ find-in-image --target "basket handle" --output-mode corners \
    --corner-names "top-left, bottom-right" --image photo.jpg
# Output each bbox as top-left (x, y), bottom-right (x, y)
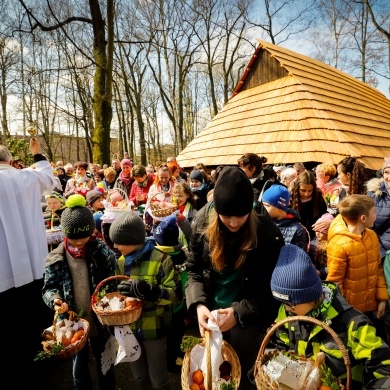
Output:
top-left (204, 330), bottom-right (213, 390)
top-left (150, 191), bottom-right (175, 202)
top-left (255, 315), bottom-right (351, 390)
top-left (91, 275), bottom-right (131, 302)
top-left (52, 308), bottom-right (80, 343)
top-left (107, 187), bottom-right (129, 201)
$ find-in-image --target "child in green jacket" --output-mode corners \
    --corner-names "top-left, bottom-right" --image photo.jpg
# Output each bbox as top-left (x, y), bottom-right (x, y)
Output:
top-left (109, 211), bottom-right (182, 390)
top-left (267, 244), bottom-right (390, 389)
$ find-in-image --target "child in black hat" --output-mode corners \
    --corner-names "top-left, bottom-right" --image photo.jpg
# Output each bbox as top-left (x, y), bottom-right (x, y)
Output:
top-left (109, 211), bottom-right (183, 389)
top-left (261, 244), bottom-right (390, 389)
top-left (186, 165), bottom-right (284, 389)
top-left (42, 194), bottom-right (117, 390)
top-left (189, 169), bottom-right (209, 210)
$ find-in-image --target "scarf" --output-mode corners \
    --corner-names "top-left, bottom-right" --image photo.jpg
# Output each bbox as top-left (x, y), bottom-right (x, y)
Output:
top-left (190, 182), bottom-right (206, 192)
top-left (119, 170), bottom-right (132, 186)
top-left (118, 238), bottom-right (155, 276)
top-left (136, 175), bottom-right (150, 188)
top-left (64, 236), bottom-right (95, 258)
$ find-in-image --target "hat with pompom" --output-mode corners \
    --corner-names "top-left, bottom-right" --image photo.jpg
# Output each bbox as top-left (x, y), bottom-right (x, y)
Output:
top-left (153, 215), bottom-right (179, 246)
top-left (61, 194), bottom-right (95, 239)
top-left (271, 244), bottom-right (323, 306)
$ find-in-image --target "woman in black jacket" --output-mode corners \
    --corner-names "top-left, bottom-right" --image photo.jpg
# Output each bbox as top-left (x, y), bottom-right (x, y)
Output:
top-left (185, 166), bottom-right (284, 389)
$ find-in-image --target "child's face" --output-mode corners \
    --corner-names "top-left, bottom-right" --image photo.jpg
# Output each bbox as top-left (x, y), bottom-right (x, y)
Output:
top-left (337, 165), bottom-right (350, 186)
top-left (219, 214), bottom-right (249, 233)
top-left (363, 206), bottom-right (376, 229)
top-left (176, 189), bottom-right (189, 206)
top-left (68, 237), bottom-right (90, 249)
top-left (114, 243), bottom-right (143, 256)
top-left (92, 198), bottom-right (104, 211)
top-left (299, 184), bottom-right (313, 201)
top-left (262, 203), bottom-right (281, 219)
top-left (315, 231), bottom-right (327, 241)
top-left (191, 179), bottom-right (202, 188)
top-left (46, 198), bottom-right (62, 211)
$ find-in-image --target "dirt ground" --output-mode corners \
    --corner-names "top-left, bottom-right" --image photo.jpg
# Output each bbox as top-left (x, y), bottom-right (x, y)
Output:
top-left (32, 321), bottom-right (200, 390)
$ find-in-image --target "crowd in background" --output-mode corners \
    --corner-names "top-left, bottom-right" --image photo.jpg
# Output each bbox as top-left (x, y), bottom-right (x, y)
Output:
top-left (3, 145), bottom-right (390, 389)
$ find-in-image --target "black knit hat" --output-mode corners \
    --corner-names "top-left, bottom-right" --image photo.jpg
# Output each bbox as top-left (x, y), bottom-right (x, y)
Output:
top-left (271, 244), bottom-right (323, 306)
top-left (61, 194), bottom-right (95, 239)
top-left (213, 166), bottom-right (254, 216)
top-left (109, 211), bottom-right (146, 245)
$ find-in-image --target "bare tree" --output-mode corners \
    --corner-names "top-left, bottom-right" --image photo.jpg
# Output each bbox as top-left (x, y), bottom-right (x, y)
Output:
top-left (18, 0), bottom-right (114, 165)
top-left (363, 0), bottom-right (390, 94)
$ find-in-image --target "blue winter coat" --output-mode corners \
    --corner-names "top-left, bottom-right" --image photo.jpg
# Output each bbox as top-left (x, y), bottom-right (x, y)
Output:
top-left (366, 178), bottom-right (390, 258)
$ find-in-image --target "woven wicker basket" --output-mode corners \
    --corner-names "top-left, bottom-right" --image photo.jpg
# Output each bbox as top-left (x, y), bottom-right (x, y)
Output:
top-left (91, 275), bottom-right (143, 326)
top-left (42, 309), bottom-right (89, 359)
top-left (254, 315), bottom-right (351, 390)
top-left (181, 330), bottom-right (241, 390)
top-left (104, 188), bottom-right (131, 218)
top-left (149, 191), bottom-right (178, 218)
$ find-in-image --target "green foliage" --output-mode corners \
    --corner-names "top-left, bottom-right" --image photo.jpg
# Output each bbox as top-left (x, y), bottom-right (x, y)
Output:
top-left (220, 380), bottom-right (236, 390)
top-left (6, 138), bottom-right (33, 166)
top-left (180, 335), bottom-right (203, 352)
top-left (34, 343), bottom-right (65, 361)
top-left (320, 364), bottom-right (339, 390)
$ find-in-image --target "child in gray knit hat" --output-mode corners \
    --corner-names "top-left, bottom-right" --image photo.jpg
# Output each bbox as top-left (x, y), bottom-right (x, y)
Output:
top-left (250, 244), bottom-right (390, 389)
top-left (42, 194), bottom-right (117, 390)
top-left (109, 211), bottom-right (183, 389)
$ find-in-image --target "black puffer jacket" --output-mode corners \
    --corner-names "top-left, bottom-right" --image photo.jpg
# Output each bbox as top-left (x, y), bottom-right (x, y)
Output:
top-left (185, 202), bottom-right (284, 331)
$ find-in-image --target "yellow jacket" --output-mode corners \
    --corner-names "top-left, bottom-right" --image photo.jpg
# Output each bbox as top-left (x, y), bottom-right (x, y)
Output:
top-left (326, 214), bottom-right (388, 312)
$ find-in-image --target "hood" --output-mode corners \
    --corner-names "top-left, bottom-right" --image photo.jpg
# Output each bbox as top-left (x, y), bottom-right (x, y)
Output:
top-left (327, 214), bottom-right (364, 242)
top-left (366, 177), bottom-right (385, 195)
top-left (45, 242), bottom-right (65, 266)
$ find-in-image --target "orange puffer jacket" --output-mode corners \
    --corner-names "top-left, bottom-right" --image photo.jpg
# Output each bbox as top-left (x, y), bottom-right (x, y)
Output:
top-left (326, 214), bottom-right (388, 313)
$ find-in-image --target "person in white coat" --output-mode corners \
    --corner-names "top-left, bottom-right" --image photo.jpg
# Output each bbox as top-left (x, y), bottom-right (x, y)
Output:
top-left (0, 138), bottom-right (56, 387)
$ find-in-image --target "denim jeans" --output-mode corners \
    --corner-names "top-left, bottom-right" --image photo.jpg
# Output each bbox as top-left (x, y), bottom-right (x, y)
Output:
top-left (73, 334), bottom-right (115, 390)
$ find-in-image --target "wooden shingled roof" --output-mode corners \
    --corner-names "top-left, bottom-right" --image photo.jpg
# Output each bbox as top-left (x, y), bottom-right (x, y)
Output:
top-left (177, 40), bottom-right (390, 170)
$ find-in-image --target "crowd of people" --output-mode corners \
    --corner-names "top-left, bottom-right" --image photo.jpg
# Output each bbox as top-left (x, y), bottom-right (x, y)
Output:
top-left (2, 143), bottom-right (390, 389)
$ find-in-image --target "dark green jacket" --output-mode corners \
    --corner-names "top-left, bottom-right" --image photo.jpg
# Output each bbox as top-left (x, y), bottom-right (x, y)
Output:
top-left (272, 282), bottom-right (390, 389)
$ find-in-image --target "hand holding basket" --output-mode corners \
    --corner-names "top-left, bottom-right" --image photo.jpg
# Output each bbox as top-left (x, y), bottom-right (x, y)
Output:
top-left (254, 315), bottom-right (351, 390)
top-left (39, 309), bottom-right (89, 359)
top-left (91, 275), bottom-right (143, 326)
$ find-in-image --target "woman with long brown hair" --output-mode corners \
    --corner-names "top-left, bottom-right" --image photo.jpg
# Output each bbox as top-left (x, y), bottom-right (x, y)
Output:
top-left (185, 166), bottom-right (284, 389)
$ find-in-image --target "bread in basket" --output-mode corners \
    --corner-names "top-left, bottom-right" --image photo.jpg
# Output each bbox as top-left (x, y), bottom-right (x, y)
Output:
top-left (254, 315), bottom-right (351, 390)
top-left (91, 275), bottom-right (143, 326)
top-left (36, 309), bottom-right (89, 360)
